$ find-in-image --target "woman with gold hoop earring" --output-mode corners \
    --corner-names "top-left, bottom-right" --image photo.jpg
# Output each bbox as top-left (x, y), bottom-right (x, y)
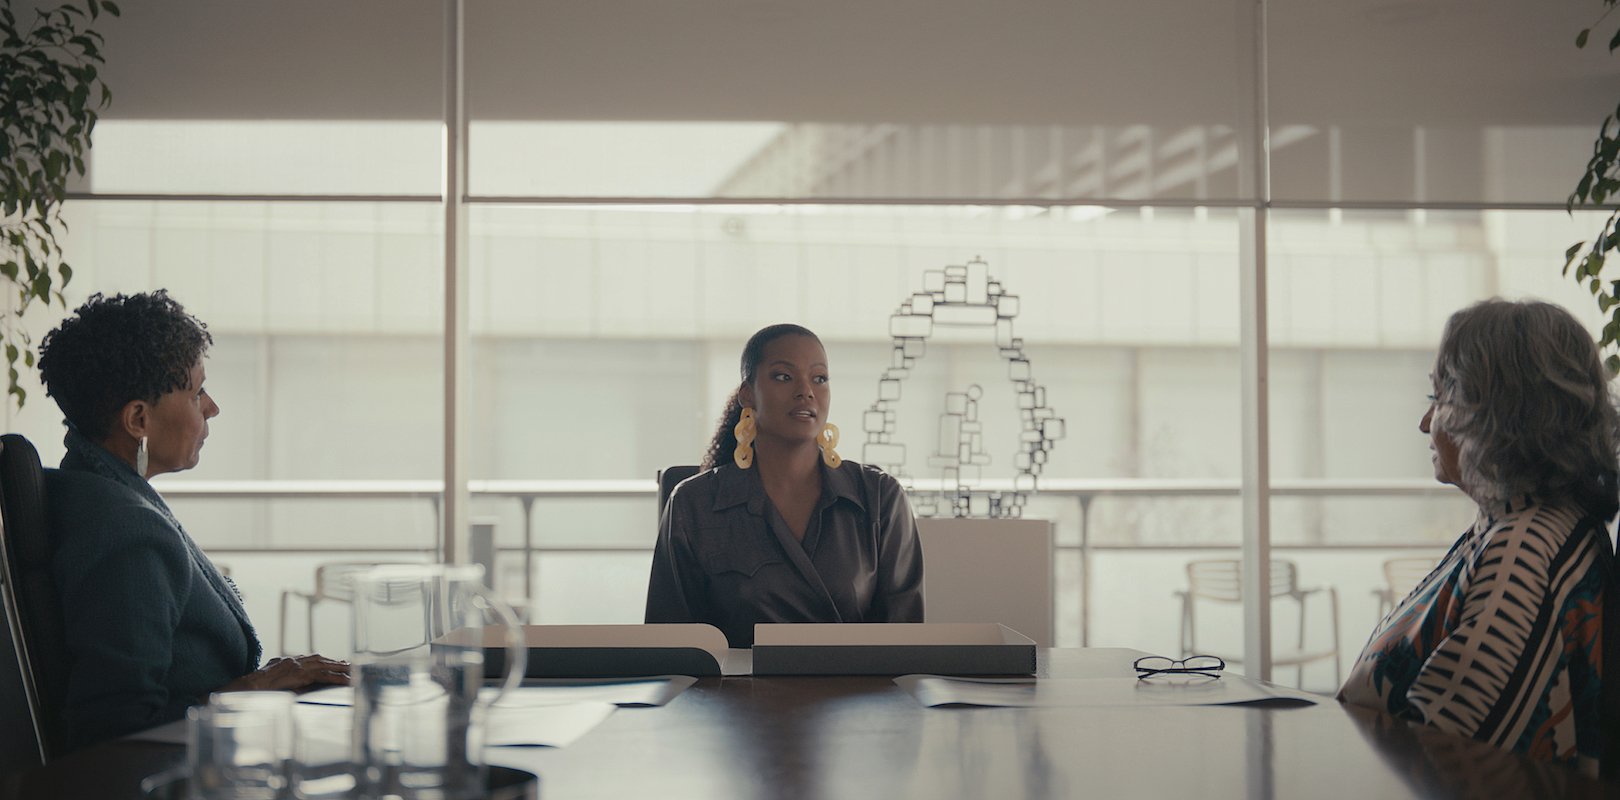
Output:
top-left (645, 323), bottom-right (925, 647)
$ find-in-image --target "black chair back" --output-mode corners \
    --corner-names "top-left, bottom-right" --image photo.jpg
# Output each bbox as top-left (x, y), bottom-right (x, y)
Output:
top-left (0, 575), bottom-right (44, 773)
top-left (656, 466), bottom-right (701, 522)
top-left (1598, 516), bottom-right (1620, 779)
top-left (0, 433), bottom-right (65, 762)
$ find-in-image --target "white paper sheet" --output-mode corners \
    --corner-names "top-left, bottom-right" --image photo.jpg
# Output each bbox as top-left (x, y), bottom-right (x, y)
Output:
top-left (128, 700), bottom-right (618, 751)
top-left (297, 699), bottom-right (615, 749)
top-left (122, 719), bottom-right (187, 745)
top-left (291, 702), bottom-right (612, 754)
top-left (484, 702), bottom-right (617, 747)
top-left (297, 676), bottom-right (695, 709)
top-left (894, 674), bottom-right (1320, 708)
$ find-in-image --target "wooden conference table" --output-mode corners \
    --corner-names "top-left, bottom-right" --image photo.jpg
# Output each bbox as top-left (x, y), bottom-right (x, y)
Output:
top-left (6, 649), bottom-right (1613, 800)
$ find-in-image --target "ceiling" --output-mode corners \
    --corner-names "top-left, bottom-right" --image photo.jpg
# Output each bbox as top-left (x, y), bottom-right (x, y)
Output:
top-left (29, 0), bottom-right (1620, 126)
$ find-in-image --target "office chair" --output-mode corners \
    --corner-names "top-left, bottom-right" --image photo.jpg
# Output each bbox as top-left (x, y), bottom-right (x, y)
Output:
top-left (0, 433), bottom-right (67, 763)
top-left (655, 466), bottom-right (701, 523)
top-left (1175, 559), bottom-right (1341, 689)
top-left (0, 589), bottom-right (43, 775)
top-left (1594, 516), bottom-right (1620, 780)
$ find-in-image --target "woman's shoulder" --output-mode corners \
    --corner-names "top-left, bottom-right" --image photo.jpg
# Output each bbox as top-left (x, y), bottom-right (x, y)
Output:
top-left (1480, 499), bottom-right (1604, 559)
top-left (674, 464), bottom-right (722, 490)
top-left (46, 468), bottom-right (178, 547)
top-left (666, 465), bottom-right (725, 509)
top-left (838, 459), bottom-right (901, 487)
top-left (829, 460), bottom-right (908, 509)
top-left (1488, 499), bottom-right (1590, 532)
top-left (47, 465), bottom-right (149, 509)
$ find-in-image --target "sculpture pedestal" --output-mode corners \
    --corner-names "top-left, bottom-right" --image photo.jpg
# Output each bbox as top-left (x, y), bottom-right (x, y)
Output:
top-left (916, 517), bottom-right (1055, 646)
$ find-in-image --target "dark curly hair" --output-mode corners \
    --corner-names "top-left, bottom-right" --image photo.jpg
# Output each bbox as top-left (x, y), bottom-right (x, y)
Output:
top-left (701, 323), bottom-right (821, 471)
top-left (38, 290), bottom-right (213, 441)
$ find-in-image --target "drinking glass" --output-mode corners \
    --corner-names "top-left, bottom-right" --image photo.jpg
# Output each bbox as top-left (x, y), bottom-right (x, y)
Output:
top-left (350, 564), bottom-right (525, 800)
top-left (187, 691), bottom-right (296, 800)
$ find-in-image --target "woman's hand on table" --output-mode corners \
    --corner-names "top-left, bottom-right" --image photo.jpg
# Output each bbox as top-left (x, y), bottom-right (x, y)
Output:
top-left (218, 654), bottom-right (351, 692)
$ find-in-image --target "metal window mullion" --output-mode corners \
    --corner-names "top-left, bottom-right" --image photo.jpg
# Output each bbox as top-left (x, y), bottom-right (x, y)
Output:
top-left (1240, 0), bottom-right (1273, 682)
top-left (441, 0), bottom-right (469, 564)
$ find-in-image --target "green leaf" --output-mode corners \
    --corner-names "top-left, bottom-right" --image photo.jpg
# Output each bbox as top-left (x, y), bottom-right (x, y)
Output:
top-left (1578, 28), bottom-right (1591, 48)
top-left (1566, 242), bottom-right (1586, 275)
top-left (1607, 354), bottom-right (1620, 375)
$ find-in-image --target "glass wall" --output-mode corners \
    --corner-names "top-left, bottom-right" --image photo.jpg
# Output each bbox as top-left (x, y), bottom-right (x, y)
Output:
top-left (7, 0), bottom-right (1613, 680)
top-left (6, 198), bottom-right (446, 655)
top-left (465, 204), bottom-right (1242, 636)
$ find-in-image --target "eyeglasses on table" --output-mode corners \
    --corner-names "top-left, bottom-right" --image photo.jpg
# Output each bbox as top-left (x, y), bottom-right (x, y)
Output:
top-left (1133, 654), bottom-right (1226, 679)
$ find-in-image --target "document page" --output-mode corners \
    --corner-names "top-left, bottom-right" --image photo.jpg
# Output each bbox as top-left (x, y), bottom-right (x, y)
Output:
top-left (298, 675), bottom-right (695, 708)
top-left (895, 674), bottom-right (1320, 708)
top-left (294, 701), bottom-right (617, 749)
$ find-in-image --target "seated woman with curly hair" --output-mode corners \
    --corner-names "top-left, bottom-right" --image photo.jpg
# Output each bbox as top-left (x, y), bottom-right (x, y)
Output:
top-left (1339, 298), bottom-right (1618, 773)
top-left (38, 291), bottom-right (348, 751)
top-left (645, 323), bottom-right (925, 647)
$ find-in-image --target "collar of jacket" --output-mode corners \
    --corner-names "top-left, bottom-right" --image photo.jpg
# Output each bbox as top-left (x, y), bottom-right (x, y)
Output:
top-left (62, 422), bottom-right (265, 666)
top-left (62, 424), bottom-right (178, 520)
top-left (711, 458), bottom-right (865, 515)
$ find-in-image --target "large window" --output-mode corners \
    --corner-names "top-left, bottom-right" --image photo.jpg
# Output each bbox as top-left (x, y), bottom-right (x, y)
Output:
top-left (9, 1), bottom-right (1611, 685)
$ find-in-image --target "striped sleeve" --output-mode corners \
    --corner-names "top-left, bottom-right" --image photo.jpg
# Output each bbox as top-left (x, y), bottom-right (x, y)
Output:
top-left (1405, 505), bottom-right (1596, 748)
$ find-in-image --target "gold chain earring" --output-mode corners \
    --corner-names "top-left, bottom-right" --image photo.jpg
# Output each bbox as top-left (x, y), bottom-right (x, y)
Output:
top-left (734, 407), bottom-right (756, 469)
top-left (818, 422), bottom-right (842, 468)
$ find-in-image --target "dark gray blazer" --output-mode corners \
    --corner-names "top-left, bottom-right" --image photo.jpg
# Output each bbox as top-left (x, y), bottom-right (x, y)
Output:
top-left (47, 429), bottom-right (260, 751)
top-left (645, 460), bottom-right (925, 647)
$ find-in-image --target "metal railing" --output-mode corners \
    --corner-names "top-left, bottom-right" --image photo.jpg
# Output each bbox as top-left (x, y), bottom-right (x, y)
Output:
top-left (154, 476), bottom-right (1459, 646)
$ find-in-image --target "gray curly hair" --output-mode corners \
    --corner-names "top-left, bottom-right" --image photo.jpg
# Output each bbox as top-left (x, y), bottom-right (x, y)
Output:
top-left (1432, 298), bottom-right (1619, 517)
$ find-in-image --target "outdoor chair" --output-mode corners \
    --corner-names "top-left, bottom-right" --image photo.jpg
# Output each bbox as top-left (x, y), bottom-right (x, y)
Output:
top-left (1372, 557), bottom-right (1435, 620)
top-left (1175, 558), bottom-right (1341, 689)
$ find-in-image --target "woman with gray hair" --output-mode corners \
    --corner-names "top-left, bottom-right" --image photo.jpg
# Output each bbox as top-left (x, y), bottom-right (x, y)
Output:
top-left (1339, 298), bottom-right (1617, 773)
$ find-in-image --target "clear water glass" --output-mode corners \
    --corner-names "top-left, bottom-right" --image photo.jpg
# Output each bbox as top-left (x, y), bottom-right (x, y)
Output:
top-left (350, 564), bottom-right (524, 800)
top-left (186, 691), bottom-right (296, 800)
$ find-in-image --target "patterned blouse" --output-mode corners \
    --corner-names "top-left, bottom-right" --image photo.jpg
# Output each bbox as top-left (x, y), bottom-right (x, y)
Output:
top-left (1338, 498), bottom-right (1608, 774)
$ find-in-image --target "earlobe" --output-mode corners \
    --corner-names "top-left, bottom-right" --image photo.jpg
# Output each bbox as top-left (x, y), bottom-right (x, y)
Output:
top-left (738, 384), bottom-right (754, 410)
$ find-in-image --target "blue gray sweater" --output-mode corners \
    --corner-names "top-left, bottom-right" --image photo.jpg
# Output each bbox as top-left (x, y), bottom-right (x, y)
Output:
top-left (48, 428), bottom-right (261, 751)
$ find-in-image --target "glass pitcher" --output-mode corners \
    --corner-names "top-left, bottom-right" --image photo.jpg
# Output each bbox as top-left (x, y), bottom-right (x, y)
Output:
top-left (350, 564), bottom-right (526, 800)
